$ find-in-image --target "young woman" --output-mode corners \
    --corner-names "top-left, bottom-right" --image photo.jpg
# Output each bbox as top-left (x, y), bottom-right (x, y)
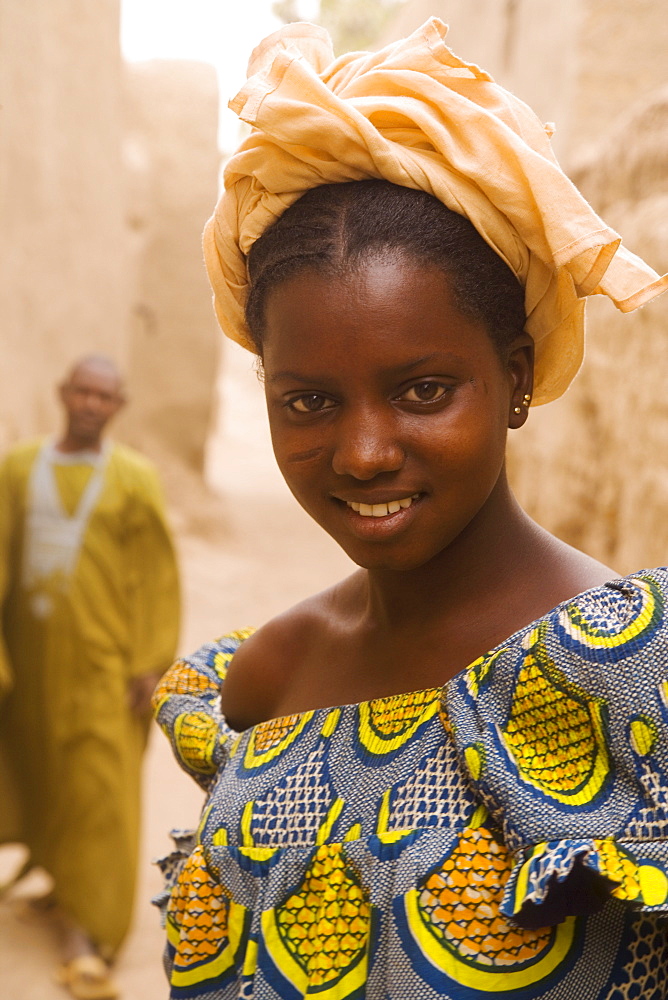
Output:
top-left (153, 19), bottom-right (668, 999)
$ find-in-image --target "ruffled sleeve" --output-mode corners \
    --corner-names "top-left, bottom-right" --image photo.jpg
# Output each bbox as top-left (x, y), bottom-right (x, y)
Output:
top-left (443, 569), bottom-right (668, 926)
top-left (152, 629), bottom-right (254, 789)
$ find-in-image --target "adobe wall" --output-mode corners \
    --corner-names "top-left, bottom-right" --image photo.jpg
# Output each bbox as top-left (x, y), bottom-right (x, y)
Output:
top-left (508, 91), bottom-right (668, 572)
top-left (119, 61), bottom-right (220, 476)
top-left (0, 0), bottom-right (129, 451)
top-left (0, 4), bottom-right (220, 490)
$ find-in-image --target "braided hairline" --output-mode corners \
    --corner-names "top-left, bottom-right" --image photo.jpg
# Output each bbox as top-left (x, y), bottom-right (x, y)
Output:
top-left (245, 180), bottom-right (526, 358)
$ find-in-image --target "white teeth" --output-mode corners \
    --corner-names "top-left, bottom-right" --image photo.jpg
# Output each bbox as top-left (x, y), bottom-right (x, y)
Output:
top-left (346, 495), bottom-right (419, 517)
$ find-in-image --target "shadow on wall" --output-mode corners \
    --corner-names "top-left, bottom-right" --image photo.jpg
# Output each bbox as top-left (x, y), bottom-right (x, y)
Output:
top-left (508, 89), bottom-right (668, 573)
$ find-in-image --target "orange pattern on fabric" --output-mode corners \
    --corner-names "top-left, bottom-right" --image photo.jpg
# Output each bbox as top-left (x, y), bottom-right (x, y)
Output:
top-left (419, 827), bottom-right (552, 966)
top-left (154, 662), bottom-right (213, 705)
top-left (168, 845), bottom-right (231, 967)
top-left (254, 715), bottom-right (305, 753)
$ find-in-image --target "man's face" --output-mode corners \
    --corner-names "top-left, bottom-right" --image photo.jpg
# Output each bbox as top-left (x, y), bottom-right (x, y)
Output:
top-left (59, 363), bottom-right (124, 446)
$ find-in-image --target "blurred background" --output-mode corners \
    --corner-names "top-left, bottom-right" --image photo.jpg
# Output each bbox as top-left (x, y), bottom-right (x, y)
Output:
top-left (0, 0), bottom-right (666, 996)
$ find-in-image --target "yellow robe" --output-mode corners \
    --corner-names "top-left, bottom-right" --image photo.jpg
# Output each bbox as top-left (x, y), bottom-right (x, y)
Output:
top-left (0, 439), bottom-right (180, 955)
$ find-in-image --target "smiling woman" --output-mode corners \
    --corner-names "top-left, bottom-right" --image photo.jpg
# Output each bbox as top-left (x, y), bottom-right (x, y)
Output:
top-left (152, 17), bottom-right (668, 1000)
top-left (261, 255), bottom-right (525, 580)
top-left (251, 181), bottom-right (530, 583)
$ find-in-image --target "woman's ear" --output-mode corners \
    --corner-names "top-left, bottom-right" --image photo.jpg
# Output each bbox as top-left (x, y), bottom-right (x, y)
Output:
top-left (507, 334), bottom-right (534, 429)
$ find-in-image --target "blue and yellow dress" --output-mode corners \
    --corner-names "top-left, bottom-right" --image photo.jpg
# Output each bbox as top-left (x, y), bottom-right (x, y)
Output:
top-left (153, 570), bottom-right (668, 998)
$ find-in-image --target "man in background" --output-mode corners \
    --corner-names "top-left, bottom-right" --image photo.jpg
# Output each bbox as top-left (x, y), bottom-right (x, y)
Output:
top-left (0, 355), bottom-right (180, 999)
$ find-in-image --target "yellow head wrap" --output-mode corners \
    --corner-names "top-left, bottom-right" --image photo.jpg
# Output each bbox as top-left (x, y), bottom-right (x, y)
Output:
top-left (203, 18), bottom-right (667, 404)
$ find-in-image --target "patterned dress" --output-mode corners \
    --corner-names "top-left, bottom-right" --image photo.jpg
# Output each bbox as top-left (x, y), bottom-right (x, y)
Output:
top-left (153, 570), bottom-right (668, 998)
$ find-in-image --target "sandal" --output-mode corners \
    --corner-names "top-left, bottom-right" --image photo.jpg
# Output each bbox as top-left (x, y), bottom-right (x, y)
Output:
top-left (55, 955), bottom-right (119, 1000)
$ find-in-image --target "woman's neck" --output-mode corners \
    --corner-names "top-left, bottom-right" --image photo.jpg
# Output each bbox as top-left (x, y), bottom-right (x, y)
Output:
top-left (355, 487), bottom-right (613, 661)
top-left (360, 483), bottom-right (534, 627)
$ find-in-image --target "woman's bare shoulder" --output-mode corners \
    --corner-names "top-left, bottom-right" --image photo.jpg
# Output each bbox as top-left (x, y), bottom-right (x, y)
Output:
top-left (220, 574), bottom-right (361, 731)
top-left (537, 531), bottom-right (616, 594)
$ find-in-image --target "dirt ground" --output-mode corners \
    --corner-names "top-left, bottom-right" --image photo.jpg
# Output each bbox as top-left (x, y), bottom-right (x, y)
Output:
top-left (0, 343), bottom-right (354, 999)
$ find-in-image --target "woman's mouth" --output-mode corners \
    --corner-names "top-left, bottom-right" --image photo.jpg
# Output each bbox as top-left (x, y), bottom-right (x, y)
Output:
top-left (344, 494), bottom-right (421, 517)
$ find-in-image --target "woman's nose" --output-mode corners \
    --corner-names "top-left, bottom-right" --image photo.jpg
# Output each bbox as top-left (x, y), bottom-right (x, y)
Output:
top-left (331, 406), bottom-right (405, 480)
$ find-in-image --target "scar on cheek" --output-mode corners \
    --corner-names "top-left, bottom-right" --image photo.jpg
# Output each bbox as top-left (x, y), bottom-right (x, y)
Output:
top-left (286, 447), bottom-right (325, 463)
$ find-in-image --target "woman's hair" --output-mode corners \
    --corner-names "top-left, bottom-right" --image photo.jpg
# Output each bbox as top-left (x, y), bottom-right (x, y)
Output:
top-left (245, 180), bottom-right (526, 357)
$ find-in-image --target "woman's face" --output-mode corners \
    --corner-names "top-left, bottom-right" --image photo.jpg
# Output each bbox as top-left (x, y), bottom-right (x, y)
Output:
top-left (261, 256), bottom-right (530, 573)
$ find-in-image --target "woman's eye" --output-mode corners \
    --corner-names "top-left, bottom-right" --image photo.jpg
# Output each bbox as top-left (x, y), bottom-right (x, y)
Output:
top-left (288, 394), bottom-right (335, 413)
top-left (400, 382), bottom-right (449, 403)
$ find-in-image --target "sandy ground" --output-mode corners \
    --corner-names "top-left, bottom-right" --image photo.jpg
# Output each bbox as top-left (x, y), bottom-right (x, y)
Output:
top-left (0, 342), bottom-right (354, 999)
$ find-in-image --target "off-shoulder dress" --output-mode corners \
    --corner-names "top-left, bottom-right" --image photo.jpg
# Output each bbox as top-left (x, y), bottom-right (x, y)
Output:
top-left (153, 569), bottom-right (668, 999)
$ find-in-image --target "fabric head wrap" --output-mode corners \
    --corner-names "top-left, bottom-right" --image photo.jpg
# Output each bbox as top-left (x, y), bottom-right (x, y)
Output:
top-left (203, 18), bottom-right (668, 404)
